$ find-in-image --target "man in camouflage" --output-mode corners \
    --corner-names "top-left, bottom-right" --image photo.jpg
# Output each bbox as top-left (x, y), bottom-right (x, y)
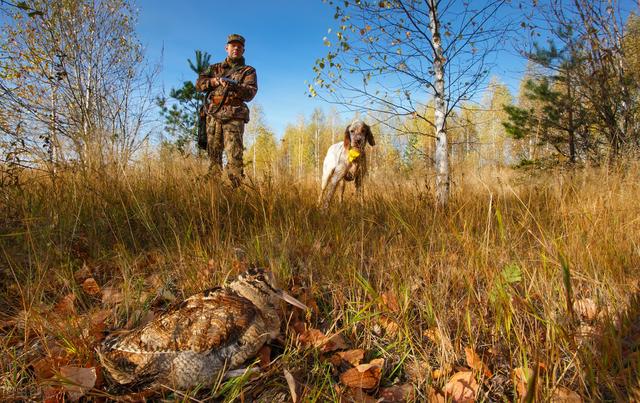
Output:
top-left (196, 34), bottom-right (257, 187)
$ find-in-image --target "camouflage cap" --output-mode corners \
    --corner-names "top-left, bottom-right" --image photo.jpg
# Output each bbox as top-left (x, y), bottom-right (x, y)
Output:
top-left (227, 34), bottom-right (245, 46)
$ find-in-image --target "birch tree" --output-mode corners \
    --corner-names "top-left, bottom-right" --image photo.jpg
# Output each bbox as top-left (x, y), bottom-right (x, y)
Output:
top-left (310, 0), bottom-right (512, 206)
top-left (0, 0), bottom-right (156, 170)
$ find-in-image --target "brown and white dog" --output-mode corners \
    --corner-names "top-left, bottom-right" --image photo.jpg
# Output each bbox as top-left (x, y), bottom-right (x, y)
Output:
top-left (318, 120), bottom-right (375, 209)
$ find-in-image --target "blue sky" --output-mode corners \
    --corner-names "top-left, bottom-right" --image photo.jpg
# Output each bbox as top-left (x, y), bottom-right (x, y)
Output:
top-left (135, 1), bottom-right (531, 137)
top-left (136, 0), bottom-right (339, 136)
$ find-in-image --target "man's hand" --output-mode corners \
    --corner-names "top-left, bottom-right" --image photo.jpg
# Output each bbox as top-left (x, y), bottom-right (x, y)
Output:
top-left (210, 77), bottom-right (232, 88)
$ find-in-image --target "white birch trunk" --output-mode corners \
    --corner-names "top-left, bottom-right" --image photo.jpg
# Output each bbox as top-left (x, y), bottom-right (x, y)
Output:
top-left (428, 0), bottom-right (450, 207)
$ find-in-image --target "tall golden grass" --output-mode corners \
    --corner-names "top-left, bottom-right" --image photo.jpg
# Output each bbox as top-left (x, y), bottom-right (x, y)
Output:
top-left (1, 153), bottom-right (639, 401)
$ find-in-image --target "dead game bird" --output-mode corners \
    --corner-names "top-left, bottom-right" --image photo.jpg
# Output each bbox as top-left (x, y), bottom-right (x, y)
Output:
top-left (97, 267), bottom-right (307, 391)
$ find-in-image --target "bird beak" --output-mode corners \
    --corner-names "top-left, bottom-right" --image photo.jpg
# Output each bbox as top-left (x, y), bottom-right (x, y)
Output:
top-left (278, 291), bottom-right (308, 311)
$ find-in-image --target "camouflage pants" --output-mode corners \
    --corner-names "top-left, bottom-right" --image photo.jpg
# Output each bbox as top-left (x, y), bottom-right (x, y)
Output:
top-left (206, 116), bottom-right (245, 188)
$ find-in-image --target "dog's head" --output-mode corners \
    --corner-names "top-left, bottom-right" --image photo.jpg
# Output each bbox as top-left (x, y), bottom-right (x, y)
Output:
top-left (343, 120), bottom-right (375, 151)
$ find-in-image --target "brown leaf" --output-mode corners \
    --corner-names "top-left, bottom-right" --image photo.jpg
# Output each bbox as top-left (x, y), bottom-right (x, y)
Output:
top-left (442, 371), bottom-right (478, 402)
top-left (464, 346), bottom-right (492, 378)
top-left (299, 328), bottom-right (326, 347)
top-left (54, 293), bottom-right (76, 315)
top-left (58, 366), bottom-right (96, 401)
top-left (380, 291), bottom-right (400, 312)
top-left (379, 316), bottom-right (400, 337)
top-left (258, 345), bottom-right (271, 369)
top-left (31, 356), bottom-right (67, 380)
top-left (428, 386), bottom-right (447, 403)
top-left (513, 367), bottom-right (533, 398)
top-left (43, 386), bottom-right (65, 403)
top-left (423, 327), bottom-right (439, 343)
top-left (378, 384), bottom-right (415, 402)
top-left (340, 387), bottom-right (377, 403)
top-left (283, 369), bottom-right (299, 403)
top-left (89, 309), bottom-right (111, 330)
top-left (101, 287), bottom-right (123, 305)
top-left (322, 333), bottom-right (348, 352)
top-left (81, 278), bottom-right (101, 296)
top-left (334, 349), bottom-right (365, 366)
top-left (299, 327), bottom-right (347, 352)
top-left (340, 358), bottom-right (384, 389)
top-left (551, 386), bottom-right (583, 402)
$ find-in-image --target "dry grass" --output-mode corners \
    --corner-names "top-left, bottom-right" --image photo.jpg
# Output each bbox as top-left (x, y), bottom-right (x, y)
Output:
top-left (1, 153), bottom-right (639, 401)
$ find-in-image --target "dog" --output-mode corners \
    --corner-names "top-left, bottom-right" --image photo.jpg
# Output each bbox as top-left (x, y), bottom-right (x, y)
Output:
top-left (318, 120), bottom-right (375, 209)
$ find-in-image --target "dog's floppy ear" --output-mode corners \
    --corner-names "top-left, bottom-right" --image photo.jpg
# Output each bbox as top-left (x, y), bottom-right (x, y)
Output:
top-left (365, 123), bottom-right (375, 146)
top-left (343, 124), bottom-right (351, 148)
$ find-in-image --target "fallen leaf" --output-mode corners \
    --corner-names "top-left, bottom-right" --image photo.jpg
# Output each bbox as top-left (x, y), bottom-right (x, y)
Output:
top-left (101, 287), bottom-right (123, 305)
top-left (464, 346), bottom-right (492, 378)
top-left (513, 367), bottom-right (533, 398)
top-left (258, 345), bottom-right (271, 369)
top-left (573, 298), bottom-right (597, 321)
top-left (340, 358), bottom-right (384, 389)
top-left (90, 309), bottom-right (112, 325)
top-left (334, 349), bottom-right (365, 366)
top-left (379, 316), bottom-right (400, 337)
top-left (43, 385), bottom-right (65, 403)
top-left (31, 356), bottom-right (68, 381)
top-left (89, 309), bottom-right (111, 335)
top-left (424, 328), bottom-right (439, 343)
top-left (82, 278), bottom-right (101, 296)
top-left (322, 333), bottom-right (348, 352)
top-left (378, 384), bottom-right (415, 402)
top-left (283, 369), bottom-right (299, 403)
top-left (299, 327), bottom-right (347, 352)
top-left (551, 386), bottom-right (583, 402)
top-left (299, 328), bottom-right (326, 347)
top-left (58, 366), bottom-right (96, 401)
top-left (427, 386), bottom-right (447, 403)
top-left (442, 371), bottom-right (478, 402)
top-left (380, 291), bottom-right (400, 312)
top-left (340, 387), bottom-right (377, 403)
top-left (54, 293), bottom-right (76, 315)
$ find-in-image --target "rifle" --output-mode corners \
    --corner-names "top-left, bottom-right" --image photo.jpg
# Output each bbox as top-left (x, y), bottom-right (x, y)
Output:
top-left (220, 77), bottom-right (238, 86)
top-left (197, 91), bottom-right (209, 150)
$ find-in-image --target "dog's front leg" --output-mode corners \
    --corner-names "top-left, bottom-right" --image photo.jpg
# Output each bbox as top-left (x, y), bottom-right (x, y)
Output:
top-left (321, 164), bottom-right (347, 210)
top-left (339, 179), bottom-right (346, 203)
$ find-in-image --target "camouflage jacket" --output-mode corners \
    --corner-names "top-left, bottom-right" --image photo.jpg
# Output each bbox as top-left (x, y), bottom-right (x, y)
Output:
top-left (196, 57), bottom-right (257, 123)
